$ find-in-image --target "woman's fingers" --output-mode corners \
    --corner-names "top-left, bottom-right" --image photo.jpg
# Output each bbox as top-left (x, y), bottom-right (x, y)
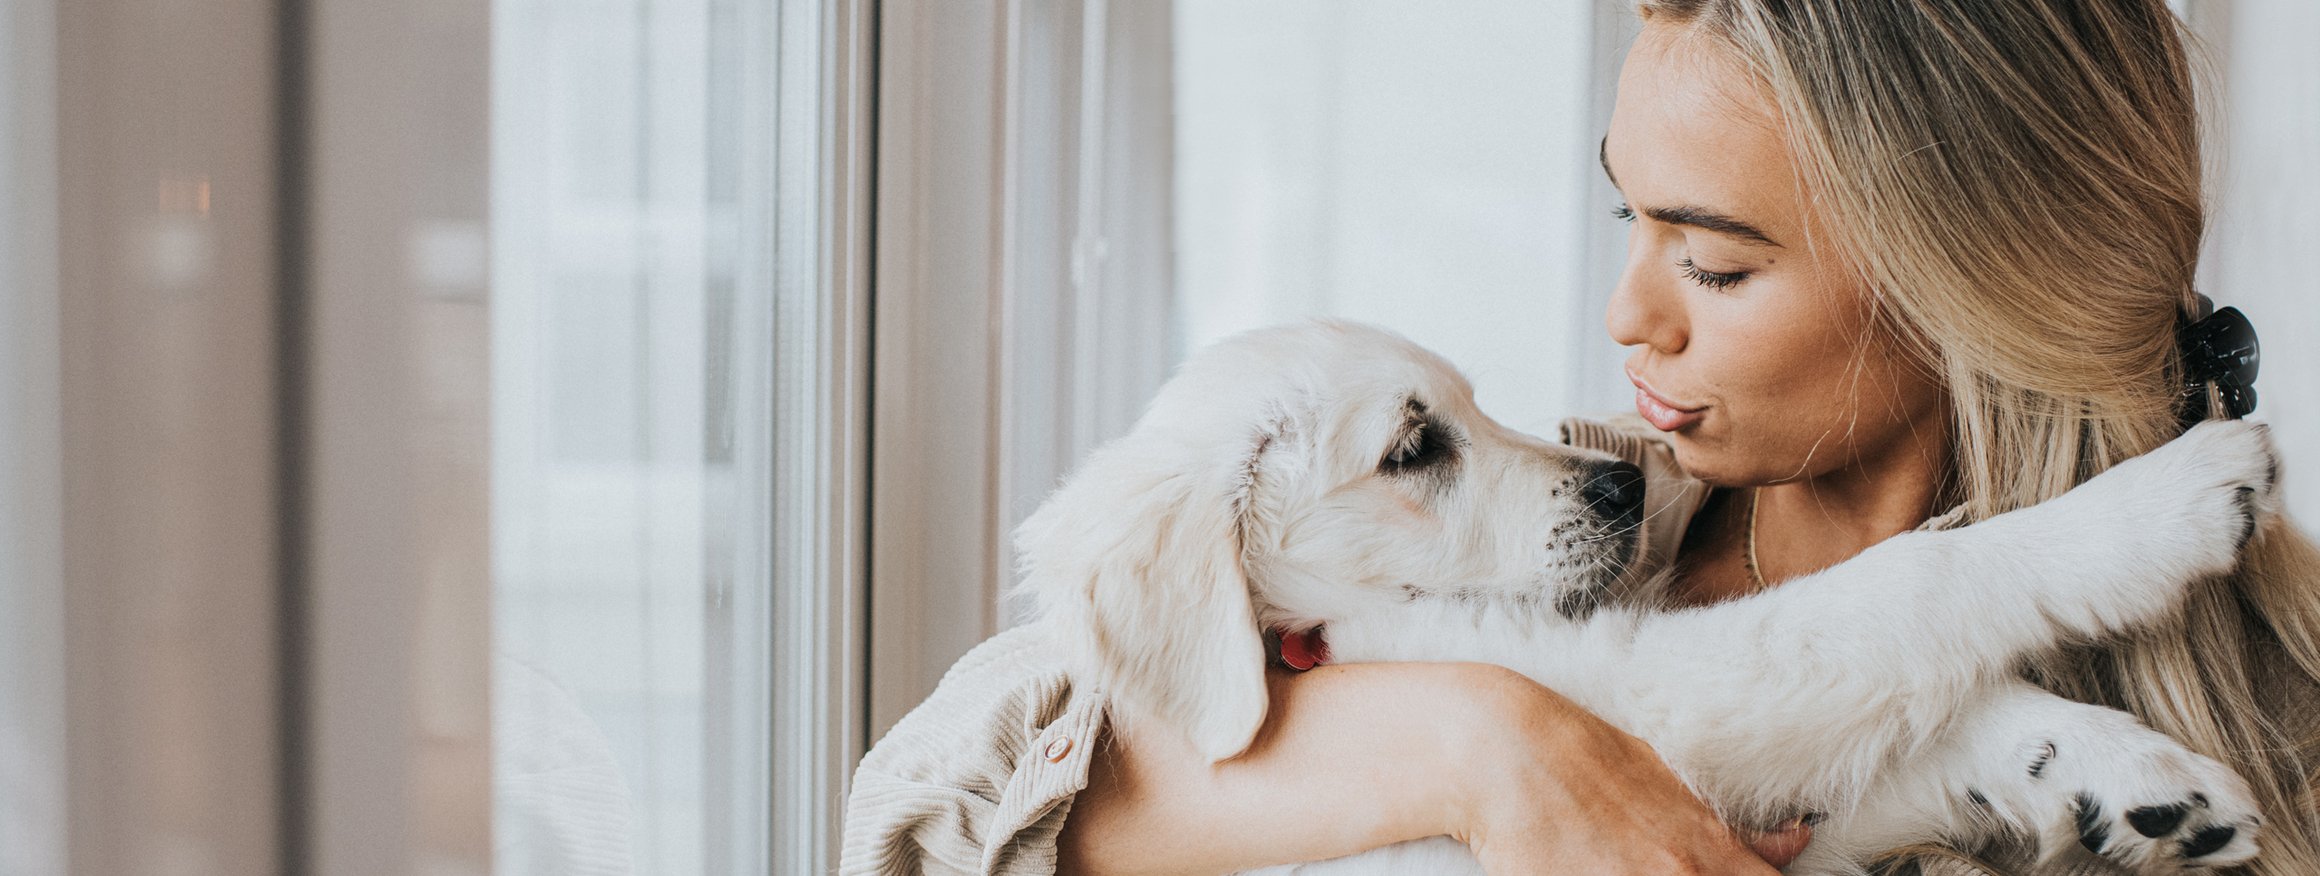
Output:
top-left (1454, 668), bottom-right (1786, 875)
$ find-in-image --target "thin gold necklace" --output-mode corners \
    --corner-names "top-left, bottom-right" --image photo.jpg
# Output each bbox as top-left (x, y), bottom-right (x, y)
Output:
top-left (1743, 487), bottom-right (1771, 591)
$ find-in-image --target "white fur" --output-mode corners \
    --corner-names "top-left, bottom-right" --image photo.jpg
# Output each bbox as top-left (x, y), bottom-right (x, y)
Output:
top-left (1013, 321), bottom-right (2273, 875)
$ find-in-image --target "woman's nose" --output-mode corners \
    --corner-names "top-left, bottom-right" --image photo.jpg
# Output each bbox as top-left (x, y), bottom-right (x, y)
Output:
top-left (1605, 250), bottom-right (1687, 354)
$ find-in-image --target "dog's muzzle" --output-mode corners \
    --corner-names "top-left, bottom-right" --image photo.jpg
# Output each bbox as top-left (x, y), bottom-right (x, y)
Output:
top-left (1554, 459), bottom-right (1647, 620)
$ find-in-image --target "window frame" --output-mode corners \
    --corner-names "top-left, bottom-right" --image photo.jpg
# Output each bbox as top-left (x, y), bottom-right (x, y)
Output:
top-left (771, 0), bottom-right (876, 870)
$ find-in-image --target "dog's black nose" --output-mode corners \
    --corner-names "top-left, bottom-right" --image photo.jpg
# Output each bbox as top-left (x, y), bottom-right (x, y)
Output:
top-left (1579, 460), bottom-right (1646, 521)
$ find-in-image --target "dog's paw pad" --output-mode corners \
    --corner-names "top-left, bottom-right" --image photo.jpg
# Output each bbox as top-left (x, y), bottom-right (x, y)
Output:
top-left (2182, 824), bottom-right (2238, 859)
top-left (2059, 787), bottom-right (2259, 871)
top-left (2027, 740), bottom-right (2056, 778)
top-left (2072, 794), bottom-right (2112, 855)
top-left (2018, 713), bottom-right (2263, 872)
top-left (2125, 802), bottom-right (2187, 838)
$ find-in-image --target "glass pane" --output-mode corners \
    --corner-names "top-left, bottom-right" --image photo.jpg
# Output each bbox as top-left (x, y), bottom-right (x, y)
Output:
top-left (490, 0), bottom-right (771, 872)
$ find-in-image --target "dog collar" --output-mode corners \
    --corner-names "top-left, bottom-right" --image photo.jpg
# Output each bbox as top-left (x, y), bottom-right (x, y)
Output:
top-left (1274, 625), bottom-right (1331, 671)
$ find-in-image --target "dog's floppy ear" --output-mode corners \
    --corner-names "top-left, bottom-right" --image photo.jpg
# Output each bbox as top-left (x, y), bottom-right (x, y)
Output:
top-left (1015, 426), bottom-right (1274, 763)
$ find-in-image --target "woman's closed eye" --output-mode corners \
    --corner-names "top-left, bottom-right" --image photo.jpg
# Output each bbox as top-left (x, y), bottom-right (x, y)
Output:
top-left (1677, 256), bottom-right (1750, 291)
top-left (1612, 203), bottom-right (1755, 292)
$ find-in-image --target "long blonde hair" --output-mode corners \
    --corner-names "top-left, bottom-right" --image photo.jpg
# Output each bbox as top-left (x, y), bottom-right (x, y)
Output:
top-left (1637, 0), bottom-right (2320, 872)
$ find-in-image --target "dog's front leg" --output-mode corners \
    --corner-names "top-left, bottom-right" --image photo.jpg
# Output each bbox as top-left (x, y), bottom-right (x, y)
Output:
top-left (1609, 420), bottom-right (2276, 814)
top-left (1798, 681), bottom-right (2260, 876)
top-left (1765, 418), bottom-right (2276, 687)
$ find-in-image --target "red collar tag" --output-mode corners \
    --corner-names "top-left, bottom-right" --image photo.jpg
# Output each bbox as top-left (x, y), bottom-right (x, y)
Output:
top-left (1276, 626), bottom-right (1330, 671)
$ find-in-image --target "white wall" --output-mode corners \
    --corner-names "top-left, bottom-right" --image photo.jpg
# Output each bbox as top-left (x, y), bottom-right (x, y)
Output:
top-left (2195, 0), bottom-right (2320, 524)
top-left (1174, 0), bottom-right (1611, 437)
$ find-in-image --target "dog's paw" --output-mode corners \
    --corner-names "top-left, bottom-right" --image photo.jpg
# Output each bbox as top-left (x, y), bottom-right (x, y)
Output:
top-left (2018, 420), bottom-right (2278, 639)
top-left (2099, 419), bottom-right (2280, 580)
top-left (2005, 710), bottom-right (2261, 873)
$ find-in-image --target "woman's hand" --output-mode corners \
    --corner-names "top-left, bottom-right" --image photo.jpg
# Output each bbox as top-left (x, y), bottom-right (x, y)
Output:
top-left (1056, 661), bottom-right (1798, 875)
top-left (1449, 664), bottom-right (1788, 875)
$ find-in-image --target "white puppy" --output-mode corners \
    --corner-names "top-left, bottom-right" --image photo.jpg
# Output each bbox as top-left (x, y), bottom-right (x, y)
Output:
top-left (1015, 321), bottom-right (2273, 875)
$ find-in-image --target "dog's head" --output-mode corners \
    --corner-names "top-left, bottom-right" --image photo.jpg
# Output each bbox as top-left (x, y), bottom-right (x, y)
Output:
top-left (1016, 320), bottom-right (1645, 761)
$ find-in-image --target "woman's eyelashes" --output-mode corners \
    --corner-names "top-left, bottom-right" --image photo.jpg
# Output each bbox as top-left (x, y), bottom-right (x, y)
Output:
top-left (1611, 202), bottom-right (1753, 291)
top-left (1678, 256), bottom-right (1750, 291)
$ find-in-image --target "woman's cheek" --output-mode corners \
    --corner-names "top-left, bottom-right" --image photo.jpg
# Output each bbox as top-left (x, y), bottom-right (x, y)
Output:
top-left (1697, 294), bottom-right (1851, 460)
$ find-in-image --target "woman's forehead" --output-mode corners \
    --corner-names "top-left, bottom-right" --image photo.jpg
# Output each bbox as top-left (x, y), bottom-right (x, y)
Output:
top-left (1604, 24), bottom-right (1803, 237)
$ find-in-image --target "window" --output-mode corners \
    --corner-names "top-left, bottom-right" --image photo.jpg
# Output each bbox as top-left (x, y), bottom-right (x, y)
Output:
top-left (5, 0), bottom-right (866, 873)
top-left (488, 0), bottom-right (776, 870)
top-left (491, 1), bottom-right (870, 872)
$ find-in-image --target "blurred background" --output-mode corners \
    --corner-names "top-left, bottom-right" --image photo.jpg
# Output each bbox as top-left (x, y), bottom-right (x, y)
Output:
top-left (0, 0), bottom-right (2311, 874)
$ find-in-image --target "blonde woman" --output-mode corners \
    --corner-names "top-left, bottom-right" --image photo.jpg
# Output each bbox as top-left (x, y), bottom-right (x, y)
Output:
top-left (842, 1), bottom-right (2320, 874)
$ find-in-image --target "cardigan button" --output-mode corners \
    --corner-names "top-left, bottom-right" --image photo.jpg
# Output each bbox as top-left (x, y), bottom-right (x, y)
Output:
top-left (1043, 736), bottom-right (1073, 762)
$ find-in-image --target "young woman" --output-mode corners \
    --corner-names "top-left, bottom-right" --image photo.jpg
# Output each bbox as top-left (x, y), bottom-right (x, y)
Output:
top-left (844, 2), bottom-right (2320, 874)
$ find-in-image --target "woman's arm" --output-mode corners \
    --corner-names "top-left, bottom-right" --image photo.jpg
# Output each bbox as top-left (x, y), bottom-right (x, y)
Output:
top-left (1057, 661), bottom-right (1787, 876)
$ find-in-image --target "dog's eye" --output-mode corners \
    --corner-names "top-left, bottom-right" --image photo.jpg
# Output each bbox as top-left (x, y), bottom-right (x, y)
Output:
top-left (1381, 418), bottom-right (1453, 473)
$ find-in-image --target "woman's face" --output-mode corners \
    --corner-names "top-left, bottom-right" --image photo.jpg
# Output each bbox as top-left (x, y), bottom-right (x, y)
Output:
top-left (1601, 22), bottom-right (1946, 487)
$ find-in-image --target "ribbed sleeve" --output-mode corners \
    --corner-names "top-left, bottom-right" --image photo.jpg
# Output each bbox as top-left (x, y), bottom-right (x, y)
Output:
top-left (840, 624), bottom-right (1107, 876)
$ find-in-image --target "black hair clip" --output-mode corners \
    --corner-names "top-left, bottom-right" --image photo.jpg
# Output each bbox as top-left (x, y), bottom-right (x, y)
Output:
top-left (2177, 292), bottom-right (2260, 428)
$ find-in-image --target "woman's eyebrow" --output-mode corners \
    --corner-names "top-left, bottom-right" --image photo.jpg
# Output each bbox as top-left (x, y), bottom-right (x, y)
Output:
top-left (1600, 137), bottom-right (1783, 248)
top-left (1644, 205), bottom-right (1782, 247)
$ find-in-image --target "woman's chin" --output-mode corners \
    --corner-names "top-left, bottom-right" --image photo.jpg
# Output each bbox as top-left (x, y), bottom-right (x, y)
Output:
top-left (1662, 434), bottom-right (1748, 488)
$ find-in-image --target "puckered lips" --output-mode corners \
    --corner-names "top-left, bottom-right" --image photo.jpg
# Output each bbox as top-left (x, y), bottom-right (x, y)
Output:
top-left (1628, 369), bottom-right (1705, 432)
